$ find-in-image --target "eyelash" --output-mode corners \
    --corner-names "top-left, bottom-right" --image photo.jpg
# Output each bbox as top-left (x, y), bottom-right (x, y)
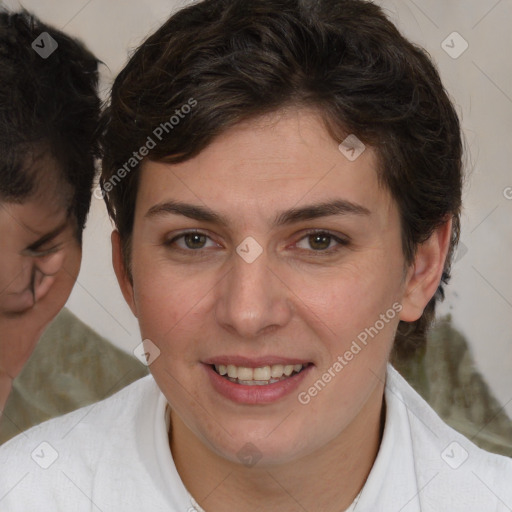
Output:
top-left (164, 229), bottom-right (349, 256)
top-left (24, 245), bottom-right (61, 258)
top-left (293, 230), bottom-right (349, 255)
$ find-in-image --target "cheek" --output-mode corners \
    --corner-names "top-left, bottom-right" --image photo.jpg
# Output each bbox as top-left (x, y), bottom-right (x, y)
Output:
top-left (292, 257), bottom-right (401, 328)
top-left (290, 271), bottom-right (399, 445)
top-left (62, 242), bottom-right (82, 279)
top-left (289, 258), bottom-right (403, 372)
top-left (131, 258), bottom-right (212, 346)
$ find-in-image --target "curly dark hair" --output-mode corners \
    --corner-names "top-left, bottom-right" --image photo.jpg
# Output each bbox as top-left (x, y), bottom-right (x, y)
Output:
top-left (100, 0), bottom-right (463, 358)
top-left (0, 9), bottom-right (101, 239)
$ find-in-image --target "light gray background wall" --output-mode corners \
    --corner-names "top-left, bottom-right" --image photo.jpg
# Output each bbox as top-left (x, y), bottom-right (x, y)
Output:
top-left (3, 0), bottom-right (511, 416)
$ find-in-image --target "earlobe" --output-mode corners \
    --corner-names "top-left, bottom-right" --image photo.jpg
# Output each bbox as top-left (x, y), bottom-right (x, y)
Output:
top-left (399, 218), bottom-right (452, 323)
top-left (111, 230), bottom-right (137, 318)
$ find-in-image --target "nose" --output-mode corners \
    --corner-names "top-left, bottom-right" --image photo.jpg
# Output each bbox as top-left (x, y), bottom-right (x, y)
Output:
top-left (32, 251), bottom-right (65, 302)
top-left (214, 249), bottom-right (293, 339)
top-left (35, 250), bottom-right (64, 277)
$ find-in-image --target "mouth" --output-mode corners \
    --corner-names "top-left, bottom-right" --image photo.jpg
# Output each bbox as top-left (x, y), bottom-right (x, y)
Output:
top-left (212, 363), bottom-right (310, 386)
top-left (204, 356), bottom-right (313, 404)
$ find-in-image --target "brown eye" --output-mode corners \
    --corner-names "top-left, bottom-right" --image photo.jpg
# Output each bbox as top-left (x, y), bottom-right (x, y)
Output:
top-left (294, 230), bottom-right (349, 254)
top-left (165, 231), bottom-right (218, 252)
top-left (308, 233), bottom-right (332, 251)
top-left (183, 233), bottom-right (208, 249)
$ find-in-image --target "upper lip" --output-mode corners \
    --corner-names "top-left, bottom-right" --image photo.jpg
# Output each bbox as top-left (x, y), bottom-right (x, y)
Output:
top-left (203, 356), bottom-right (312, 367)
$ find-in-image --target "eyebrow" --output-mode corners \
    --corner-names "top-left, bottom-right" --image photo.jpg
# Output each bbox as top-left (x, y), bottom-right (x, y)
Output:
top-left (274, 199), bottom-right (371, 225)
top-left (25, 222), bottom-right (68, 252)
top-left (145, 199), bottom-right (371, 227)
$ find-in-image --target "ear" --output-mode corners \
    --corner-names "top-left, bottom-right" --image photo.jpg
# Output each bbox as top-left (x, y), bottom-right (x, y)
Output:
top-left (111, 230), bottom-right (137, 318)
top-left (399, 218), bottom-right (452, 322)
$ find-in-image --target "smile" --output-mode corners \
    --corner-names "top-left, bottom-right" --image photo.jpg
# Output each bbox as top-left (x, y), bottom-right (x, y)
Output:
top-left (213, 363), bottom-right (308, 385)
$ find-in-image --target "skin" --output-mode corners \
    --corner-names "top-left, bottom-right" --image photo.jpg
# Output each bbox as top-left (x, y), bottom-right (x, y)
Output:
top-left (113, 107), bottom-right (451, 512)
top-left (0, 161), bottom-right (81, 414)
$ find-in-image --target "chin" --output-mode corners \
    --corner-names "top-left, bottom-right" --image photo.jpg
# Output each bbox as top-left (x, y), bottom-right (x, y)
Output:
top-left (205, 421), bottom-right (313, 467)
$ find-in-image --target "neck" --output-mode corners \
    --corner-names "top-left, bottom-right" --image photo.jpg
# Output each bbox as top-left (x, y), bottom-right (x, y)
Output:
top-left (170, 380), bottom-right (385, 512)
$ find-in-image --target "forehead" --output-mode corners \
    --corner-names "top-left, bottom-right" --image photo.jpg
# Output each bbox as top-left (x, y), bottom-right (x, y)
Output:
top-left (136, 108), bottom-right (394, 223)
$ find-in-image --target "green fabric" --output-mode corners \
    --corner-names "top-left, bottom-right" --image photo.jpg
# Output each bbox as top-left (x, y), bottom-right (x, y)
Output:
top-left (1, 310), bottom-right (511, 458)
top-left (393, 315), bottom-right (512, 457)
top-left (0, 308), bottom-right (148, 444)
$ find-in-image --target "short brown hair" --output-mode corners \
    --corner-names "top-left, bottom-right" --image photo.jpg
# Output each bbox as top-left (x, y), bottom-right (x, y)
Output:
top-left (100, 0), bottom-right (463, 358)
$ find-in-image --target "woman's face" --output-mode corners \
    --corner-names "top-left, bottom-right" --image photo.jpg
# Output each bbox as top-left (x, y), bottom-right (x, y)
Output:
top-left (115, 108), bottom-right (442, 467)
top-left (0, 161), bottom-right (81, 376)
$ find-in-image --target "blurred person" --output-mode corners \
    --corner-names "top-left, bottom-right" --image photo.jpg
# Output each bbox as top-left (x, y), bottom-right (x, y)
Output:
top-left (0, 10), bottom-right (146, 439)
top-left (0, 1), bottom-right (511, 511)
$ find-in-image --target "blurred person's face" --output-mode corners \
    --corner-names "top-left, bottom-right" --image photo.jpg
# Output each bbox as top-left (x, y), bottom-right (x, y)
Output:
top-left (0, 157), bottom-right (81, 376)
top-left (114, 108), bottom-right (449, 467)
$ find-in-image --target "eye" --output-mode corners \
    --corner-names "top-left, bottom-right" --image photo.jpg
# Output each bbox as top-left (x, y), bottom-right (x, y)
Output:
top-left (24, 245), bottom-right (62, 258)
top-left (166, 231), bottom-right (219, 251)
top-left (294, 230), bottom-right (348, 253)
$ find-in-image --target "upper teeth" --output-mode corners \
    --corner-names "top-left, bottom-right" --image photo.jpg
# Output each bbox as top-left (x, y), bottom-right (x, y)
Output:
top-left (215, 364), bottom-right (304, 381)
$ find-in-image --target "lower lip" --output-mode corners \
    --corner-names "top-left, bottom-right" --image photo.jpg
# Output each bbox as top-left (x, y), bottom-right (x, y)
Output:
top-left (204, 364), bottom-right (312, 405)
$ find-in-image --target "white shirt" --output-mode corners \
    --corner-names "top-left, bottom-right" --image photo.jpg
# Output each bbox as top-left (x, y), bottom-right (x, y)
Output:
top-left (0, 365), bottom-right (511, 511)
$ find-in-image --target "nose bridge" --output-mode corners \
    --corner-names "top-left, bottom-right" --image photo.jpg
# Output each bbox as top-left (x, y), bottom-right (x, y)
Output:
top-left (215, 250), bottom-right (291, 338)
